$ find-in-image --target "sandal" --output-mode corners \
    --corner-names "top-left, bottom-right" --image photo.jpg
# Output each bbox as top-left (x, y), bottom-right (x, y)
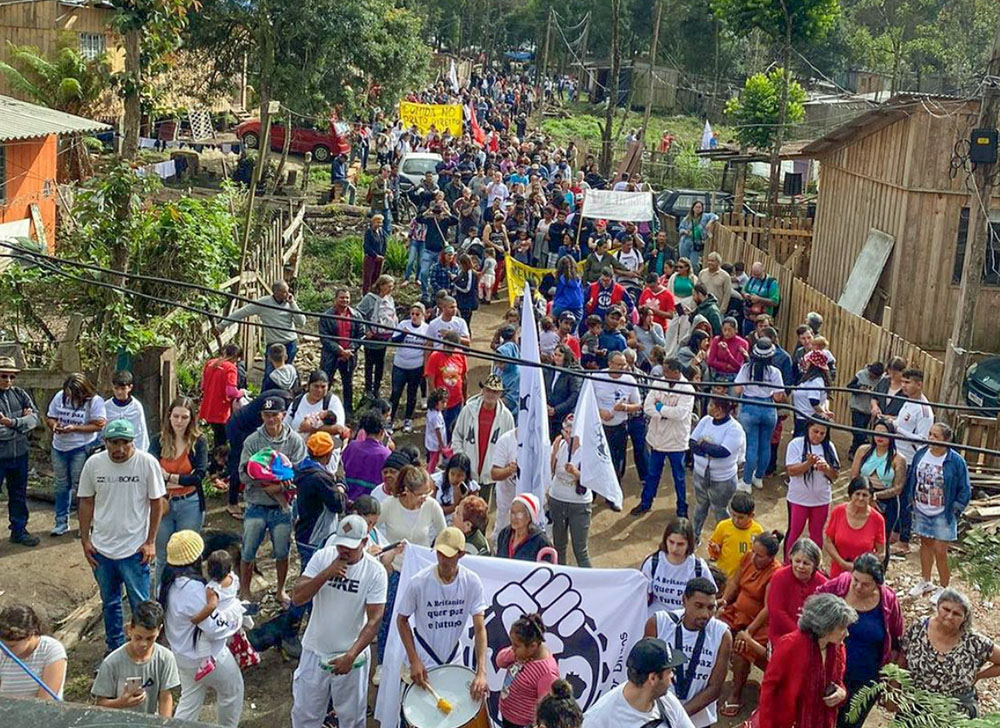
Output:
top-left (720, 701), bottom-right (742, 717)
top-left (227, 506), bottom-right (244, 521)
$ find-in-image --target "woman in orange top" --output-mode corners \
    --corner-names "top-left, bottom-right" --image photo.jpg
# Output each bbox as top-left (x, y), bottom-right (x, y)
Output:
top-left (718, 531), bottom-right (782, 717)
top-left (151, 396), bottom-right (208, 585)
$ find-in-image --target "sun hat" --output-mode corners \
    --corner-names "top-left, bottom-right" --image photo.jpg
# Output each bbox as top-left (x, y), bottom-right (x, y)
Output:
top-left (481, 374), bottom-right (505, 391)
top-left (512, 493), bottom-right (540, 521)
top-left (434, 527), bottom-right (467, 557)
top-left (307, 432), bottom-right (335, 457)
top-left (0, 356), bottom-right (20, 373)
top-left (166, 530), bottom-right (205, 566)
top-left (751, 337), bottom-right (776, 359)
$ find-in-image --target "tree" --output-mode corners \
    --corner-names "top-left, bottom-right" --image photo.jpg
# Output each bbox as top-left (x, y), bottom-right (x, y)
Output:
top-left (712, 0), bottom-right (838, 223)
top-left (599, 0), bottom-right (622, 176)
top-left (725, 70), bottom-right (806, 150)
top-left (0, 38), bottom-right (110, 180)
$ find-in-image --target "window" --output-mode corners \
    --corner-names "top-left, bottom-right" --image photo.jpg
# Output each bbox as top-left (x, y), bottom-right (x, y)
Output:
top-left (0, 144), bottom-right (6, 204)
top-left (952, 207), bottom-right (1000, 286)
top-left (79, 33), bottom-right (106, 60)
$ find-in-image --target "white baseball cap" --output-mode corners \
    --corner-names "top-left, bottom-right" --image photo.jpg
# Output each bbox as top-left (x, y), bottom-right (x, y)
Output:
top-left (330, 515), bottom-right (368, 549)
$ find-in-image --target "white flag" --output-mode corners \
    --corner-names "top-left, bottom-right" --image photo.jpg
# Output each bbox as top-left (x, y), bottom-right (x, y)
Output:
top-left (517, 281), bottom-right (550, 517)
top-left (700, 120), bottom-right (713, 150)
top-left (373, 544), bottom-right (650, 728)
top-left (571, 378), bottom-right (624, 508)
top-left (449, 58), bottom-right (460, 93)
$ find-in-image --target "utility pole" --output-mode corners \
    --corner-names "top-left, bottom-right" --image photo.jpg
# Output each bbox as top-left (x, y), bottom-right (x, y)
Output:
top-left (538, 9), bottom-right (553, 119)
top-left (640, 0), bottom-right (663, 144)
top-left (941, 18), bottom-right (1000, 412)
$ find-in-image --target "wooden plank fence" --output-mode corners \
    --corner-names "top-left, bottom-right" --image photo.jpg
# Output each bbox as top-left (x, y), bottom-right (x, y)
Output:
top-left (708, 223), bottom-right (944, 424)
top-left (719, 212), bottom-right (813, 280)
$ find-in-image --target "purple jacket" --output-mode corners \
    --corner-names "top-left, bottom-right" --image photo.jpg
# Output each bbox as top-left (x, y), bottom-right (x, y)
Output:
top-left (817, 572), bottom-right (903, 666)
top-left (341, 438), bottom-right (391, 501)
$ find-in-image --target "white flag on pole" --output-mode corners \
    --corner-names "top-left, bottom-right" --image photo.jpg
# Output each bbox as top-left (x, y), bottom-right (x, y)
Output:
top-left (571, 378), bottom-right (624, 508)
top-left (449, 59), bottom-right (460, 93)
top-left (700, 120), bottom-right (714, 150)
top-left (517, 281), bottom-right (550, 517)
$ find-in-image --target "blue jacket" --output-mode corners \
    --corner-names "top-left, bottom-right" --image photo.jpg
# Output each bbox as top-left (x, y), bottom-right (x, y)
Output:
top-left (553, 275), bottom-right (584, 312)
top-left (901, 446), bottom-right (971, 531)
top-left (293, 457), bottom-right (346, 545)
top-left (773, 345), bottom-right (793, 386)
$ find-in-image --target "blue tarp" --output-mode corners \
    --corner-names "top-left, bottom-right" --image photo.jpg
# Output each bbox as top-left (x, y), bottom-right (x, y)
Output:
top-left (504, 51), bottom-right (534, 61)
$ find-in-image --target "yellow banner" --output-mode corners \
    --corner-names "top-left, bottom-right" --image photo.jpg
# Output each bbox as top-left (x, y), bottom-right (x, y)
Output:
top-left (503, 256), bottom-right (586, 306)
top-left (399, 101), bottom-right (463, 136)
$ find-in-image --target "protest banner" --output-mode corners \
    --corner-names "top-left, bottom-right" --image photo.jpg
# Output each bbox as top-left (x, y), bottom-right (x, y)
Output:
top-left (503, 255), bottom-right (585, 306)
top-left (399, 101), bottom-right (463, 136)
top-left (580, 189), bottom-right (656, 222)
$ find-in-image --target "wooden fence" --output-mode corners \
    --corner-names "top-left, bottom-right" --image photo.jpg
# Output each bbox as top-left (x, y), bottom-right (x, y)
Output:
top-left (708, 224), bottom-right (944, 424)
top-left (719, 212), bottom-right (813, 280)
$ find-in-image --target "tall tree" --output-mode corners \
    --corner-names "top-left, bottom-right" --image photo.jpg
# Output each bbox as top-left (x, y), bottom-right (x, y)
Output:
top-left (599, 0), bottom-right (622, 175)
top-left (712, 0), bottom-right (838, 222)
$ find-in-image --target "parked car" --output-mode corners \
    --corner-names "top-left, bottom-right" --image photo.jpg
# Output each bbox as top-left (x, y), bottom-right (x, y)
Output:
top-left (397, 152), bottom-right (443, 191)
top-left (655, 189), bottom-right (736, 225)
top-left (965, 357), bottom-right (1000, 412)
top-left (235, 118), bottom-right (350, 162)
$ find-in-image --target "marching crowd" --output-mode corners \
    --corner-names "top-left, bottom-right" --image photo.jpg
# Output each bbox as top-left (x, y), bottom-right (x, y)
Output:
top-left (1, 69), bottom-right (999, 728)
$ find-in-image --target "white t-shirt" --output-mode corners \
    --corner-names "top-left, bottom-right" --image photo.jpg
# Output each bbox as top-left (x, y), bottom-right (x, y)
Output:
top-left (583, 683), bottom-right (694, 728)
top-left (431, 470), bottom-right (480, 520)
top-left (398, 564), bottom-right (486, 667)
top-left (0, 635), bottom-right (66, 698)
top-left (207, 574), bottom-right (244, 634)
top-left (426, 409), bottom-right (447, 453)
top-left (77, 450), bottom-right (166, 560)
top-left (592, 372), bottom-right (641, 427)
top-left (656, 610), bottom-right (729, 728)
top-left (371, 482), bottom-right (393, 504)
top-left (287, 393), bottom-right (346, 474)
top-left (47, 392), bottom-right (107, 452)
top-left (615, 248), bottom-right (643, 280)
top-left (785, 436), bottom-right (838, 507)
top-left (896, 397), bottom-right (933, 464)
top-left (301, 548), bottom-right (388, 657)
top-left (735, 363), bottom-right (783, 399)
top-left (792, 375), bottom-right (828, 420)
top-left (690, 416), bottom-right (746, 480)
top-left (393, 321), bottom-right (430, 370)
top-left (549, 438), bottom-right (591, 504)
top-left (640, 553), bottom-right (715, 616)
top-left (426, 315), bottom-right (471, 349)
top-left (103, 397), bottom-right (150, 452)
top-left (490, 429), bottom-right (520, 519)
top-left (914, 450), bottom-right (947, 517)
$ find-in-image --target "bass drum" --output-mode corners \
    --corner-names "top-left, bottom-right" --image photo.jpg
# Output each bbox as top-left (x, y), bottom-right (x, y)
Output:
top-left (401, 665), bottom-right (488, 728)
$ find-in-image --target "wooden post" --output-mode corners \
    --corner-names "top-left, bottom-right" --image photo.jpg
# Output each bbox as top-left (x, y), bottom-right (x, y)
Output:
top-left (538, 9), bottom-right (553, 118)
top-left (640, 0), bottom-right (663, 144)
top-left (941, 17), bottom-right (1000, 412)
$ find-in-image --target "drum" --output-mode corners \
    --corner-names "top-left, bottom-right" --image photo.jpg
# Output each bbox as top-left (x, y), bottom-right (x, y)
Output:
top-left (401, 664), bottom-right (488, 728)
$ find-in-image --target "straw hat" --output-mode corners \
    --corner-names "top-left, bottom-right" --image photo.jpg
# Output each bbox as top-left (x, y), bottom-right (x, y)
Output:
top-left (166, 530), bottom-right (205, 566)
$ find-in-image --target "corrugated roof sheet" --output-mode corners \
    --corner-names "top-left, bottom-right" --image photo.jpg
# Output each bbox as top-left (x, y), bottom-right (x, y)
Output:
top-left (0, 94), bottom-right (111, 142)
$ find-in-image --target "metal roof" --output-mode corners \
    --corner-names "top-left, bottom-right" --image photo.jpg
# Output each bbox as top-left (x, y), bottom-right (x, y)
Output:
top-left (0, 94), bottom-right (111, 142)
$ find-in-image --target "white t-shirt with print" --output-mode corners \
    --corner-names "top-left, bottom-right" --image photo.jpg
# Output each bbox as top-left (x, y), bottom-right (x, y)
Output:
top-left (583, 683), bottom-right (694, 728)
top-left (896, 397), bottom-right (934, 464)
top-left (792, 375), bottom-right (828, 420)
top-left (77, 450), bottom-right (167, 560)
top-left (47, 392), bottom-right (107, 452)
top-left (490, 429), bottom-right (520, 532)
top-left (549, 438), bottom-right (591, 504)
top-left (690, 416), bottom-right (746, 480)
top-left (397, 563), bottom-right (486, 668)
top-left (785, 436), bottom-right (838, 508)
top-left (656, 610), bottom-right (729, 728)
top-left (640, 552), bottom-right (715, 616)
top-left (301, 548), bottom-right (388, 657)
top-left (426, 316), bottom-right (471, 349)
top-left (393, 321), bottom-right (430, 370)
top-left (287, 394), bottom-right (346, 474)
top-left (914, 450), bottom-right (947, 517)
top-left (592, 372), bottom-right (641, 427)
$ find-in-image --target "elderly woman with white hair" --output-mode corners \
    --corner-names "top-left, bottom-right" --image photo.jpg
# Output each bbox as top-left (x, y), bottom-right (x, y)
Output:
top-left (757, 593), bottom-right (857, 728)
top-left (901, 587), bottom-right (1000, 717)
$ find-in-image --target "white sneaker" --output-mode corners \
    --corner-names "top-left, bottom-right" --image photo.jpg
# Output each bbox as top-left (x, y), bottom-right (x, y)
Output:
top-left (908, 579), bottom-right (933, 597)
top-left (372, 665), bottom-right (382, 686)
top-left (752, 477), bottom-right (764, 490)
top-left (417, 399), bottom-right (427, 411)
top-left (403, 419), bottom-right (413, 433)
top-left (929, 587), bottom-right (945, 604)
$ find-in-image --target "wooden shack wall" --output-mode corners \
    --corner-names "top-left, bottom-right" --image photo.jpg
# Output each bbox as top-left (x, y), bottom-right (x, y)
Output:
top-left (809, 103), bottom-right (1000, 353)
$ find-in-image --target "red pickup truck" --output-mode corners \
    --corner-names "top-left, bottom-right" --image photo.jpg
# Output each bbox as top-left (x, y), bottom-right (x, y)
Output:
top-left (235, 118), bottom-right (351, 162)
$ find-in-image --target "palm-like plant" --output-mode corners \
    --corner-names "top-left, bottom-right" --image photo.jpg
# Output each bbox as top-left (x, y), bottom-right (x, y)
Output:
top-left (0, 36), bottom-right (111, 180)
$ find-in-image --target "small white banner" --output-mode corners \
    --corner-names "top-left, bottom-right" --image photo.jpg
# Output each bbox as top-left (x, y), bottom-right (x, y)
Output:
top-left (580, 190), bottom-right (655, 222)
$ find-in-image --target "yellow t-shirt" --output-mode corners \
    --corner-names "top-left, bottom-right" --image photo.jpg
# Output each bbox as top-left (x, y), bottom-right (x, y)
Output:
top-left (709, 518), bottom-right (763, 577)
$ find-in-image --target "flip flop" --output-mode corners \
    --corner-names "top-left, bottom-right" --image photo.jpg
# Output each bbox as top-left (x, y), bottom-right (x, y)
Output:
top-left (720, 701), bottom-right (742, 717)
top-left (227, 507), bottom-right (244, 521)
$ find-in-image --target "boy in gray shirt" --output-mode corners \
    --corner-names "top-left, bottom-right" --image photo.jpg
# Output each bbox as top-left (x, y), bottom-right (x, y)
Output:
top-left (92, 600), bottom-right (180, 716)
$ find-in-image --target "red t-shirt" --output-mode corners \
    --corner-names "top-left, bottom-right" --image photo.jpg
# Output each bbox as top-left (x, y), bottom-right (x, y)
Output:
top-left (638, 287), bottom-right (676, 327)
top-left (199, 358), bottom-right (237, 424)
top-left (824, 504), bottom-right (886, 578)
top-left (477, 404), bottom-right (497, 470)
top-left (425, 351), bottom-right (468, 409)
top-left (561, 334), bottom-right (582, 359)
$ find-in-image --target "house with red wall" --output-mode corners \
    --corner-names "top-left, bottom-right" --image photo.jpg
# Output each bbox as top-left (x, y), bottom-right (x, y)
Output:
top-left (0, 94), bottom-right (109, 254)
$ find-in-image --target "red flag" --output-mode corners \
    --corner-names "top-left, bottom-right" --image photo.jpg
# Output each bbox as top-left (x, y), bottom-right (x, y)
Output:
top-left (469, 102), bottom-right (486, 147)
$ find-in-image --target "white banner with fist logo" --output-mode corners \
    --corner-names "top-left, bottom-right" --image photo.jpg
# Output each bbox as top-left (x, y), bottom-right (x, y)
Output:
top-left (374, 544), bottom-right (649, 728)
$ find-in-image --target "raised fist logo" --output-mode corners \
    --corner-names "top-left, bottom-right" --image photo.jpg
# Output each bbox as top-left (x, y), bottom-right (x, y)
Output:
top-left (463, 567), bottom-right (609, 719)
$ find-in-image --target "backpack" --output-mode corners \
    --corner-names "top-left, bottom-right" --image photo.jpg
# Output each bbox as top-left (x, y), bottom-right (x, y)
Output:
top-left (647, 551), bottom-right (703, 589)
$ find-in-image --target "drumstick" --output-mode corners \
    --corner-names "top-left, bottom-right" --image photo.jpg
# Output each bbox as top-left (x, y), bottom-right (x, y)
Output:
top-left (424, 684), bottom-right (453, 714)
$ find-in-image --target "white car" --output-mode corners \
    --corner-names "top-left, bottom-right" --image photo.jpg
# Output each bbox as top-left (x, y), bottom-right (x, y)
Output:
top-left (398, 152), bottom-right (443, 191)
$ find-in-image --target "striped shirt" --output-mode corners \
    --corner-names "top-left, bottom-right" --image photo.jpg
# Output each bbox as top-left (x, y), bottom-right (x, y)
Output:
top-left (497, 647), bottom-right (560, 727)
top-left (0, 636), bottom-right (66, 698)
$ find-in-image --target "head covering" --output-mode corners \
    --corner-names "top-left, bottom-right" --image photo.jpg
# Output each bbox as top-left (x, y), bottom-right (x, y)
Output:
top-left (751, 337), bottom-right (776, 359)
top-left (103, 419), bottom-right (135, 441)
top-left (330, 515), bottom-right (368, 549)
top-left (498, 324), bottom-right (516, 342)
top-left (383, 451), bottom-right (411, 471)
top-left (434, 527), bottom-right (467, 557)
top-left (0, 356), bottom-right (20, 373)
top-left (627, 638), bottom-right (687, 673)
top-left (512, 493), bottom-right (540, 521)
top-left (307, 432), bottom-right (334, 457)
top-left (804, 350), bottom-right (830, 371)
top-left (166, 530), bottom-right (205, 566)
top-left (261, 397), bottom-right (286, 413)
top-left (481, 374), bottom-right (505, 391)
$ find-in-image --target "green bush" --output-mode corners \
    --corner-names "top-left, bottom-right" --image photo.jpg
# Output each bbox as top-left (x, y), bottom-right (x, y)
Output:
top-left (385, 238), bottom-right (408, 274)
top-left (304, 233), bottom-right (363, 281)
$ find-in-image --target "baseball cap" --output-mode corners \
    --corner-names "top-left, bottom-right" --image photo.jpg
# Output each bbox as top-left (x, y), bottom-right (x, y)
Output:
top-left (261, 397), bottom-right (286, 413)
top-left (330, 515), bottom-right (369, 549)
top-left (627, 637), bottom-right (686, 674)
top-left (434, 527), bottom-right (467, 557)
top-left (558, 311), bottom-right (577, 324)
top-left (103, 419), bottom-right (135, 441)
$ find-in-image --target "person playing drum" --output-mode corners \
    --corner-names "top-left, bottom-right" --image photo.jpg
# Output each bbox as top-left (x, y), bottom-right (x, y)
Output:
top-left (397, 527), bottom-right (489, 701)
top-left (289, 515), bottom-right (388, 728)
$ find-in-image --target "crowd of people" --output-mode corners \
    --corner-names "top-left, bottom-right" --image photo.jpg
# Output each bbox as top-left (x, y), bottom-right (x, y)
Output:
top-left (0, 68), bottom-right (997, 728)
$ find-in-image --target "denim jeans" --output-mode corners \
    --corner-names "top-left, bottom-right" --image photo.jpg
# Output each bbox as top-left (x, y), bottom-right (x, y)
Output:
top-left (679, 238), bottom-right (701, 272)
top-left (691, 470), bottom-right (737, 540)
top-left (263, 340), bottom-right (299, 384)
top-left (642, 450), bottom-right (688, 516)
top-left (739, 400), bottom-right (777, 485)
top-left (0, 454), bottom-right (29, 535)
top-left (93, 551), bottom-right (150, 651)
top-left (155, 493), bottom-right (204, 586)
top-left (627, 416), bottom-right (649, 482)
top-left (419, 249), bottom-right (439, 296)
top-left (405, 240), bottom-right (425, 282)
top-left (380, 206), bottom-right (392, 236)
top-left (377, 570), bottom-right (401, 664)
top-left (52, 445), bottom-right (88, 529)
top-left (241, 504), bottom-right (292, 562)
